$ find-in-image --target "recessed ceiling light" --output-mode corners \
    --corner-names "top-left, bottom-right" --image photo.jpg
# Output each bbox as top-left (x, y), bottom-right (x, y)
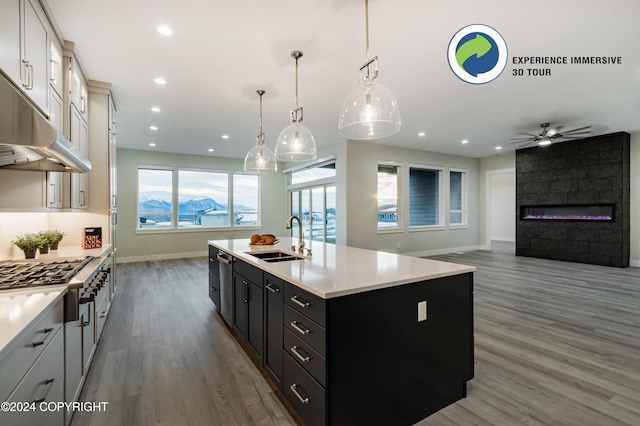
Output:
top-left (154, 78), bottom-right (166, 85)
top-left (151, 106), bottom-right (161, 112)
top-left (221, 134), bottom-right (230, 140)
top-left (495, 146), bottom-right (502, 150)
top-left (149, 126), bottom-right (158, 131)
top-left (149, 143), bottom-right (156, 147)
top-left (461, 140), bottom-right (468, 144)
top-left (418, 132), bottom-right (426, 137)
top-left (208, 148), bottom-right (214, 152)
top-left (157, 26), bottom-right (173, 36)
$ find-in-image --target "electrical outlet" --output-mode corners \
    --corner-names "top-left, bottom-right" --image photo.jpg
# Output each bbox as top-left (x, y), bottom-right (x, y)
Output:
top-left (418, 301), bottom-right (427, 322)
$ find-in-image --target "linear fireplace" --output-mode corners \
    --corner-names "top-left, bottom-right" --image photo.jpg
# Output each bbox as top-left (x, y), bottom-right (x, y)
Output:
top-left (520, 204), bottom-right (615, 222)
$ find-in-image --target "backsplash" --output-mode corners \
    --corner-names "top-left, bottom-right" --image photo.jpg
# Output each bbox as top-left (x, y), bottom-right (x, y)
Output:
top-left (0, 212), bottom-right (109, 260)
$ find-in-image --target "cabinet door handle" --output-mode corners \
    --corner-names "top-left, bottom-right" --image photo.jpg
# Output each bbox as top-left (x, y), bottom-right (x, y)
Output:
top-left (290, 295), bottom-right (310, 308)
top-left (80, 190), bottom-right (86, 206)
top-left (27, 64), bottom-right (34, 90)
top-left (291, 345), bottom-right (310, 363)
top-left (243, 281), bottom-right (248, 303)
top-left (265, 283), bottom-right (280, 293)
top-left (290, 384), bottom-right (310, 404)
top-left (50, 59), bottom-right (57, 82)
top-left (33, 378), bottom-right (55, 404)
top-left (49, 183), bottom-right (56, 204)
top-left (290, 320), bottom-right (310, 336)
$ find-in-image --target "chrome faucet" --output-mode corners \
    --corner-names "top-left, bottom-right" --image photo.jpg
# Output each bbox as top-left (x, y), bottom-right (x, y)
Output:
top-left (285, 215), bottom-right (310, 255)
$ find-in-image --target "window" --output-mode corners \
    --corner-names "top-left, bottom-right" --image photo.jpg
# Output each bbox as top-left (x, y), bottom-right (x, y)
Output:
top-left (286, 157), bottom-right (337, 243)
top-left (233, 174), bottom-right (260, 226)
top-left (178, 170), bottom-right (228, 228)
top-left (138, 167), bottom-right (173, 228)
top-left (137, 166), bottom-right (260, 230)
top-left (409, 167), bottom-right (442, 227)
top-left (377, 164), bottom-right (399, 228)
top-left (449, 170), bottom-right (467, 225)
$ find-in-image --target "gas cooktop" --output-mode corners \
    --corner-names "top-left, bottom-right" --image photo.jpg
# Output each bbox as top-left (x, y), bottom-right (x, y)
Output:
top-left (0, 257), bottom-right (94, 290)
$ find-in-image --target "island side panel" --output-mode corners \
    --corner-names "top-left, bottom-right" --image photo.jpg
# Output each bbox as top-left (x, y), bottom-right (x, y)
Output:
top-left (327, 272), bottom-right (474, 425)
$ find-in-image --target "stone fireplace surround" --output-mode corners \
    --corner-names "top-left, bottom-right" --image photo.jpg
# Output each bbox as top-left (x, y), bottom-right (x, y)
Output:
top-left (515, 132), bottom-right (630, 267)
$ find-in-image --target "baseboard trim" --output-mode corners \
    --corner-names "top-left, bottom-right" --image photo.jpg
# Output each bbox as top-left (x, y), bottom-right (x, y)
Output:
top-left (117, 251), bottom-right (207, 264)
top-left (405, 245), bottom-right (482, 258)
top-left (630, 259), bottom-right (640, 268)
top-left (492, 237), bottom-right (515, 242)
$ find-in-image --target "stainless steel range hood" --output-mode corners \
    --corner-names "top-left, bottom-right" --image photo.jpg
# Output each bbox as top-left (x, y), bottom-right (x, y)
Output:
top-left (0, 72), bottom-right (91, 173)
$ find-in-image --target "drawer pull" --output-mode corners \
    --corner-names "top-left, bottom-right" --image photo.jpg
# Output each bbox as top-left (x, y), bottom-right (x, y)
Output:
top-left (43, 327), bottom-right (54, 333)
top-left (290, 321), bottom-right (310, 336)
top-left (291, 295), bottom-right (310, 308)
top-left (33, 378), bottom-right (55, 404)
top-left (291, 345), bottom-right (310, 363)
top-left (290, 384), bottom-right (310, 404)
top-left (31, 340), bottom-right (45, 348)
top-left (266, 283), bottom-right (280, 293)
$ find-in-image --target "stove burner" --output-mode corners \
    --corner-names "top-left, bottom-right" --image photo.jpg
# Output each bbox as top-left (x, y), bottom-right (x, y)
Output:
top-left (0, 257), bottom-right (94, 290)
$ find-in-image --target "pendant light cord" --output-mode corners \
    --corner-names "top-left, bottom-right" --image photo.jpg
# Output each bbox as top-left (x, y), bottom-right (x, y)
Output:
top-left (365, 0), bottom-right (370, 61)
top-left (257, 89), bottom-right (265, 145)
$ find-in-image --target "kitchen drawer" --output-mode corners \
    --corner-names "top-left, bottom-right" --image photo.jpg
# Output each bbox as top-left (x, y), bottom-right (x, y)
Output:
top-left (234, 258), bottom-right (263, 287)
top-left (0, 327), bottom-right (65, 426)
top-left (208, 271), bottom-right (221, 310)
top-left (284, 282), bottom-right (326, 327)
top-left (94, 280), bottom-right (109, 316)
top-left (284, 305), bottom-right (326, 357)
top-left (284, 352), bottom-right (326, 426)
top-left (284, 327), bottom-right (326, 387)
top-left (0, 299), bottom-right (63, 401)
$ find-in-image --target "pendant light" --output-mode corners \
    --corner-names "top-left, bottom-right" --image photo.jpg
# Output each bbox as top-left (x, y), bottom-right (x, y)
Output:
top-left (244, 90), bottom-right (277, 173)
top-left (275, 51), bottom-right (317, 162)
top-left (338, 0), bottom-right (401, 140)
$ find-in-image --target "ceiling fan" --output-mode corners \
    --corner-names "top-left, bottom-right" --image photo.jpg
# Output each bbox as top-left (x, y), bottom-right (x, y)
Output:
top-left (511, 123), bottom-right (592, 147)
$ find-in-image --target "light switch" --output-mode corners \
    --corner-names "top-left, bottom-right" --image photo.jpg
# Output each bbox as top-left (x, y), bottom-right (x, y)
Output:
top-left (418, 300), bottom-right (427, 322)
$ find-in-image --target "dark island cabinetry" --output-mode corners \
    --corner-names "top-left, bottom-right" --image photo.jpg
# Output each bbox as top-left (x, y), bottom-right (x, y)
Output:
top-left (207, 243), bottom-right (474, 425)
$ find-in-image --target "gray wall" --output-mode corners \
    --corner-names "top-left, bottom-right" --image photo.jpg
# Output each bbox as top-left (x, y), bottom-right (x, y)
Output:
top-left (344, 140), bottom-right (481, 255)
top-left (116, 148), bottom-right (286, 262)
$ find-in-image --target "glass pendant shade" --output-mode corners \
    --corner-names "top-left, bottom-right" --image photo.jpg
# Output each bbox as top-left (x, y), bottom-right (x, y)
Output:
top-left (244, 141), bottom-right (277, 173)
top-left (275, 50), bottom-right (317, 162)
top-left (275, 122), bottom-right (317, 162)
top-left (338, 80), bottom-right (401, 139)
top-left (244, 89), bottom-right (277, 173)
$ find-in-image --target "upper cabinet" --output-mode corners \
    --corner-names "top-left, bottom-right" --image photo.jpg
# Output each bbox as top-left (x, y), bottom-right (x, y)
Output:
top-left (49, 35), bottom-right (63, 97)
top-left (0, 1), bottom-right (21, 83)
top-left (0, 0), bottom-right (50, 115)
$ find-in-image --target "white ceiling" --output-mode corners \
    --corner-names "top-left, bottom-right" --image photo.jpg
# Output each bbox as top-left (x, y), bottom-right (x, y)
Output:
top-left (45, 0), bottom-right (640, 160)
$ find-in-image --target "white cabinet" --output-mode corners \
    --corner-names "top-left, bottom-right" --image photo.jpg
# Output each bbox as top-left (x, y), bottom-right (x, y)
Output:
top-left (49, 36), bottom-right (63, 97)
top-left (20, 0), bottom-right (50, 114)
top-left (0, 0), bottom-right (20, 83)
top-left (70, 105), bottom-right (89, 210)
top-left (0, 0), bottom-right (50, 115)
top-left (48, 90), bottom-right (64, 209)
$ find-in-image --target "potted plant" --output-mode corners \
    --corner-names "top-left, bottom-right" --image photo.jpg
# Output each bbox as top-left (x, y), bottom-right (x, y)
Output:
top-left (12, 233), bottom-right (43, 259)
top-left (48, 229), bottom-right (66, 250)
top-left (37, 231), bottom-right (55, 254)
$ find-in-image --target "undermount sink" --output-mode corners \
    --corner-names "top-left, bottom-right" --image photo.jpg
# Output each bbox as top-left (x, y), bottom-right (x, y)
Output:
top-left (246, 250), bottom-right (305, 262)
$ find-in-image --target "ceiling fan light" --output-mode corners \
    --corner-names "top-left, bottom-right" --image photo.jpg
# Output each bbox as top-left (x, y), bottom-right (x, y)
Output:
top-left (538, 136), bottom-right (552, 146)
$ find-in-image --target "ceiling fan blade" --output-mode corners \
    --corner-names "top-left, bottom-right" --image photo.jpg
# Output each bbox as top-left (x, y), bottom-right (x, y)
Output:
top-left (562, 126), bottom-right (592, 135)
top-left (510, 138), bottom-right (535, 144)
top-left (514, 132), bottom-right (538, 138)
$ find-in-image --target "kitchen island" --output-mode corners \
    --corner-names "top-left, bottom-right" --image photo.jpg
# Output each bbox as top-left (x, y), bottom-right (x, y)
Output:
top-left (208, 237), bottom-right (475, 426)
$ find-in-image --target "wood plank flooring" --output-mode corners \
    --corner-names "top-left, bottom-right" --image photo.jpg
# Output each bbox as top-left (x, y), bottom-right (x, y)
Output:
top-left (72, 245), bottom-right (640, 425)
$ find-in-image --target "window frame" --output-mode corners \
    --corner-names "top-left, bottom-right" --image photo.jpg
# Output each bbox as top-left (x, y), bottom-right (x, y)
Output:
top-left (377, 161), bottom-right (402, 233)
top-left (136, 165), bottom-right (262, 233)
top-left (448, 168), bottom-right (468, 228)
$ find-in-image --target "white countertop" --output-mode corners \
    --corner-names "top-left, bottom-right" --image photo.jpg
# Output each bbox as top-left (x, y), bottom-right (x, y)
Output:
top-left (208, 237), bottom-right (475, 298)
top-left (5, 244), bottom-right (113, 261)
top-left (0, 286), bottom-right (67, 360)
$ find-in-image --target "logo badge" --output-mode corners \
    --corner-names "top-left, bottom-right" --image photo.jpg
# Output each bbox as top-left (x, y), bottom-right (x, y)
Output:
top-left (448, 24), bottom-right (508, 84)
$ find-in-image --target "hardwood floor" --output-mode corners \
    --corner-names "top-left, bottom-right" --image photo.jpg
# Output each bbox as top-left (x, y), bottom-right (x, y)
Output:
top-left (71, 259), bottom-right (295, 426)
top-left (72, 246), bottom-right (640, 425)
